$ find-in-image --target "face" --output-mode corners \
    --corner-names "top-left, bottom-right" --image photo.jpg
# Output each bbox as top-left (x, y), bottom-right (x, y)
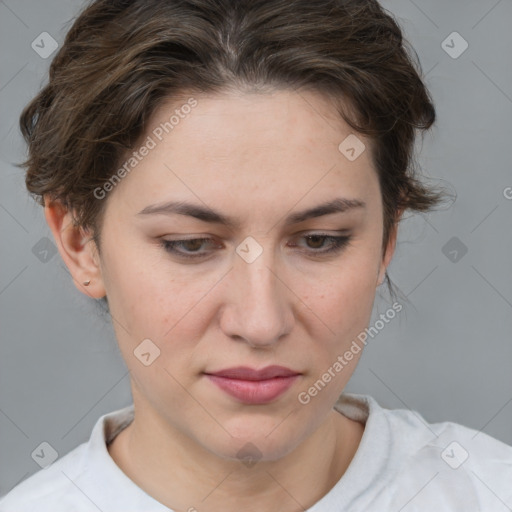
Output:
top-left (88, 89), bottom-right (395, 460)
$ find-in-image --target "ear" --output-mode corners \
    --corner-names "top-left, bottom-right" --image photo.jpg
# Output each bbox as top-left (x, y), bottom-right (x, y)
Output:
top-left (44, 196), bottom-right (106, 299)
top-left (377, 209), bottom-right (403, 286)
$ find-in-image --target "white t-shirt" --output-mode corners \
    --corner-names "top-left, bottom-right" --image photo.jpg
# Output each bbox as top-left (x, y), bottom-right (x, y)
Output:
top-left (1, 393), bottom-right (511, 511)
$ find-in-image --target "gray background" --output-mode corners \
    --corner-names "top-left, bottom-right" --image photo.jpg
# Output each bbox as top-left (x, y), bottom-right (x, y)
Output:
top-left (1, 0), bottom-right (511, 496)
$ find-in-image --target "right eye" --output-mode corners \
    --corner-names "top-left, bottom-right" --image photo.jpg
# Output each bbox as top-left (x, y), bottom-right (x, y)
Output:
top-left (161, 238), bottom-right (221, 260)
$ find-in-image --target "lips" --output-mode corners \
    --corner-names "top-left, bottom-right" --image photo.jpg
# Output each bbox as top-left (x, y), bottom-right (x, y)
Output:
top-left (204, 365), bottom-right (301, 404)
top-left (205, 365), bottom-right (300, 380)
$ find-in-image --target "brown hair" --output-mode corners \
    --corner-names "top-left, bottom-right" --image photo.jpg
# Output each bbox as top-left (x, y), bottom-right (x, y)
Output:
top-left (19, 0), bottom-right (446, 299)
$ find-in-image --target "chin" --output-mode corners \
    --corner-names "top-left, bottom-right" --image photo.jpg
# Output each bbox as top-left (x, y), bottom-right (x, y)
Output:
top-left (202, 424), bottom-right (303, 464)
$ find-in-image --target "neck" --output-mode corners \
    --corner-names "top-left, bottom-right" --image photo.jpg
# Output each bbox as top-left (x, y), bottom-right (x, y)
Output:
top-left (108, 399), bottom-right (364, 512)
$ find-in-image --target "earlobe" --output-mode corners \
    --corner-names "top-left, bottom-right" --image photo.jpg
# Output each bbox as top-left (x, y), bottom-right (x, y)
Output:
top-left (377, 212), bottom-right (402, 287)
top-left (43, 197), bottom-right (106, 299)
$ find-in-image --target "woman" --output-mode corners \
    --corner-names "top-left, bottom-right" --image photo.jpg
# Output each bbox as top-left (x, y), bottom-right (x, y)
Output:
top-left (1, 0), bottom-right (511, 510)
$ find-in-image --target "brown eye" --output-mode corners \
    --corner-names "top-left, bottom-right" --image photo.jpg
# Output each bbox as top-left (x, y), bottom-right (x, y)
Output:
top-left (161, 238), bottom-right (219, 259)
top-left (180, 239), bottom-right (205, 251)
top-left (304, 235), bottom-right (328, 249)
top-left (295, 234), bottom-right (351, 255)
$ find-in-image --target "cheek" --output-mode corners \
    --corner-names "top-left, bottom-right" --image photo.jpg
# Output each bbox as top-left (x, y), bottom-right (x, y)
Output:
top-left (307, 253), bottom-right (379, 334)
top-left (99, 235), bottom-right (191, 328)
top-left (114, 271), bottom-right (210, 340)
top-left (295, 265), bottom-right (377, 405)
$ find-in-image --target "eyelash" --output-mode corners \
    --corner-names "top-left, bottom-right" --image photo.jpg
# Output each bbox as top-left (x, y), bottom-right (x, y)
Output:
top-left (161, 234), bottom-right (351, 260)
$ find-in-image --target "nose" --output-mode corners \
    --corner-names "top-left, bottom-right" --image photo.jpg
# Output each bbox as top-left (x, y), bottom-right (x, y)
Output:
top-left (219, 245), bottom-right (294, 348)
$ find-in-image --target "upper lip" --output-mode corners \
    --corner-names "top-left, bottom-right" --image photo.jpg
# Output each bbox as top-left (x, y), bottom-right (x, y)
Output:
top-left (204, 365), bottom-right (300, 381)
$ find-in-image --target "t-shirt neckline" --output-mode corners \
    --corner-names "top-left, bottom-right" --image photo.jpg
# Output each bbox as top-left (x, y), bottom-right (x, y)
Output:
top-left (86, 393), bottom-right (386, 511)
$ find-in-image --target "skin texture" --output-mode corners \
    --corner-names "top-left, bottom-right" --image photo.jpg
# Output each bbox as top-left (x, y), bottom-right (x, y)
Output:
top-left (45, 88), bottom-right (398, 512)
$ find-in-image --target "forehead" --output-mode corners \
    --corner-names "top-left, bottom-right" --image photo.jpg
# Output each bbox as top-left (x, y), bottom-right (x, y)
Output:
top-left (150, 88), bottom-right (362, 157)
top-left (106, 89), bottom-right (380, 220)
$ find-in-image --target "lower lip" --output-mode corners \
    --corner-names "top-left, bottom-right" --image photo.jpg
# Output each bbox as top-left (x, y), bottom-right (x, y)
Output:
top-left (205, 374), bottom-right (300, 404)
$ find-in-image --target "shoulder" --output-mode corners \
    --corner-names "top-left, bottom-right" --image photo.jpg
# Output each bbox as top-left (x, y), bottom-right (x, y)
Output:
top-left (338, 394), bottom-right (512, 510)
top-left (385, 403), bottom-right (512, 509)
top-left (0, 442), bottom-right (92, 512)
top-left (0, 404), bottom-right (136, 512)
top-left (390, 416), bottom-right (512, 510)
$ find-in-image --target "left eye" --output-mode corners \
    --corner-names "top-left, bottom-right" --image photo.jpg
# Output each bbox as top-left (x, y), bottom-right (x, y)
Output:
top-left (296, 234), bottom-right (351, 254)
top-left (161, 234), bottom-right (351, 260)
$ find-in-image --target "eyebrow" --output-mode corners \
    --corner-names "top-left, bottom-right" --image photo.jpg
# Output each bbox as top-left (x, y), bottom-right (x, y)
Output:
top-left (137, 197), bottom-right (366, 229)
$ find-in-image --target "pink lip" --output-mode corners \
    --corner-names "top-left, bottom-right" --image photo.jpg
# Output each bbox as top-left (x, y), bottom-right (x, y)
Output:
top-left (204, 366), bottom-right (301, 404)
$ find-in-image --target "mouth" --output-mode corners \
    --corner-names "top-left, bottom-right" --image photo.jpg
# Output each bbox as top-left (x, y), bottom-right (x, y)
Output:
top-left (203, 365), bottom-right (301, 404)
